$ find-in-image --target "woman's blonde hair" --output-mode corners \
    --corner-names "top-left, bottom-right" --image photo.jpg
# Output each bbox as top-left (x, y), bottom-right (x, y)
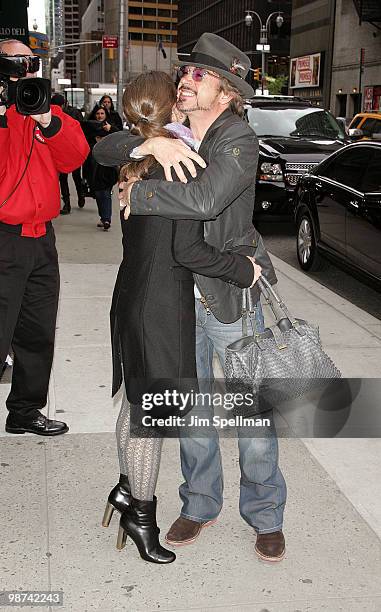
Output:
top-left (120, 71), bottom-right (176, 181)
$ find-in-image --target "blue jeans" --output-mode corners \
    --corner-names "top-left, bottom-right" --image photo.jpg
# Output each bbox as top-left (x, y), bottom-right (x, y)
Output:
top-left (95, 189), bottom-right (112, 223)
top-left (179, 299), bottom-right (287, 534)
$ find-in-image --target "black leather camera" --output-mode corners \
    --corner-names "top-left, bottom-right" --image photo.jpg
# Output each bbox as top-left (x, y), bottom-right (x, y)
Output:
top-left (0, 54), bottom-right (51, 115)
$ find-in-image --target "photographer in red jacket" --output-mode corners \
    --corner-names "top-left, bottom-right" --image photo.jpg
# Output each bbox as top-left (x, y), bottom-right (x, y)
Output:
top-left (0, 39), bottom-right (89, 436)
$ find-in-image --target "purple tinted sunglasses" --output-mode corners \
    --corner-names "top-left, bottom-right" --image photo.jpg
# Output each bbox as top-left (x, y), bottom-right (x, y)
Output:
top-left (177, 66), bottom-right (219, 82)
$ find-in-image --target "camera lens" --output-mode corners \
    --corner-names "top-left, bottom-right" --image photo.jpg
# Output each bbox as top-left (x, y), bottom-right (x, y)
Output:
top-left (16, 77), bottom-right (51, 115)
top-left (20, 82), bottom-right (43, 110)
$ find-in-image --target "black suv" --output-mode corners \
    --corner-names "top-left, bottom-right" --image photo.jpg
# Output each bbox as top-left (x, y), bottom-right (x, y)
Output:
top-left (244, 96), bottom-right (348, 217)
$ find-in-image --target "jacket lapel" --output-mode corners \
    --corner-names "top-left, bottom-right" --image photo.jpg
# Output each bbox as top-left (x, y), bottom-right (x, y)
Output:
top-left (198, 109), bottom-right (233, 157)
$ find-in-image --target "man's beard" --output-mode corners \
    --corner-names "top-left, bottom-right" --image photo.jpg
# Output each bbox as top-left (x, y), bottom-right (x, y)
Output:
top-left (176, 101), bottom-right (213, 114)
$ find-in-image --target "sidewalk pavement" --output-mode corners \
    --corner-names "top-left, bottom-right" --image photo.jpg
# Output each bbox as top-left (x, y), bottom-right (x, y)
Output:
top-left (1, 190), bottom-right (381, 612)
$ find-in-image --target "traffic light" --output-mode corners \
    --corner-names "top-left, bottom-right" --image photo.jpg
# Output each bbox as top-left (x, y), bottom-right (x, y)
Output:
top-left (253, 68), bottom-right (262, 82)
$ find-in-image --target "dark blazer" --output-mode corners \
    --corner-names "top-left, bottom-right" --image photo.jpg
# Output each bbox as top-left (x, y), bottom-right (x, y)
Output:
top-left (111, 164), bottom-right (255, 410)
top-left (94, 110), bottom-right (277, 323)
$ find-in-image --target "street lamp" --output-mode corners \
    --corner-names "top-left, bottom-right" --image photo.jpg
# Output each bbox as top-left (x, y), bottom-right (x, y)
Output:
top-left (245, 9), bottom-right (284, 94)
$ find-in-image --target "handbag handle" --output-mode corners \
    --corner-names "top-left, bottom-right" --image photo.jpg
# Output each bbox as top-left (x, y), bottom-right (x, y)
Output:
top-left (257, 276), bottom-right (295, 327)
top-left (241, 288), bottom-right (257, 337)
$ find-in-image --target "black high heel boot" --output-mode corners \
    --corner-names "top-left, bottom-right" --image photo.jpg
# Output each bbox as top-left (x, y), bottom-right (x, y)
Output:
top-left (102, 474), bottom-right (131, 527)
top-left (117, 496), bottom-right (176, 564)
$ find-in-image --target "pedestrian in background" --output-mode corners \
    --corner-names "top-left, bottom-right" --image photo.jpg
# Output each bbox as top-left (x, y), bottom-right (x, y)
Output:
top-left (51, 93), bottom-right (86, 215)
top-left (83, 104), bottom-right (119, 230)
top-left (99, 94), bottom-right (123, 131)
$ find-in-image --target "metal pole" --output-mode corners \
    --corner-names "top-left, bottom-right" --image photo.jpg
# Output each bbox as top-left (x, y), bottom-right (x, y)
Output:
top-left (261, 26), bottom-right (266, 95)
top-left (117, 0), bottom-right (126, 115)
top-left (102, 47), bottom-right (105, 85)
top-left (359, 48), bottom-right (364, 112)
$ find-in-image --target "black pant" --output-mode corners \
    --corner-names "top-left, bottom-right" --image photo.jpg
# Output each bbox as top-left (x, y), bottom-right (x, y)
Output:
top-left (0, 223), bottom-right (60, 420)
top-left (59, 168), bottom-right (82, 203)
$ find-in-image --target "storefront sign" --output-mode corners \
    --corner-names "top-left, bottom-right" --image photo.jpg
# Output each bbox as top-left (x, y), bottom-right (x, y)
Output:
top-left (290, 53), bottom-right (321, 89)
top-left (0, 1), bottom-right (29, 45)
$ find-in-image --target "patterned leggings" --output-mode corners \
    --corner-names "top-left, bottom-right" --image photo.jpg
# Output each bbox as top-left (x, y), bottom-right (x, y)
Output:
top-left (115, 390), bottom-right (163, 501)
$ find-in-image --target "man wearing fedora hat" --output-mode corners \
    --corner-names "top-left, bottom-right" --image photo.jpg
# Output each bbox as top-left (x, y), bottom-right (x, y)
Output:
top-left (94, 32), bottom-right (287, 562)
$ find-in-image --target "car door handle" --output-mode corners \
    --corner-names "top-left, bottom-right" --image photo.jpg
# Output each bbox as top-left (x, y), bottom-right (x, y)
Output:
top-left (349, 200), bottom-right (359, 209)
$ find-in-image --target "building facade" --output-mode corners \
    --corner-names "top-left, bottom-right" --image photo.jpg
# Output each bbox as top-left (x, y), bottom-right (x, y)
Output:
top-left (77, 0), bottom-right (104, 88)
top-left (331, 0), bottom-right (381, 119)
top-left (100, 0), bottom-right (178, 84)
top-left (177, 0), bottom-right (291, 91)
top-left (289, 0), bottom-right (336, 107)
top-left (290, 0), bottom-right (381, 116)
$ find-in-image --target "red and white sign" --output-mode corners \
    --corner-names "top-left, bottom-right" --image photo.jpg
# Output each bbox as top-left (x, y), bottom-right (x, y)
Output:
top-left (102, 35), bottom-right (118, 49)
top-left (290, 53), bottom-right (321, 89)
top-left (363, 86), bottom-right (374, 112)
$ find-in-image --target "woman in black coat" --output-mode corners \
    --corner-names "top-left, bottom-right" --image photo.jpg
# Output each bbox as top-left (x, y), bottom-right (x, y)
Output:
top-left (101, 72), bottom-right (260, 564)
top-left (82, 105), bottom-right (119, 229)
top-left (99, 94), bottom-right (123, 131)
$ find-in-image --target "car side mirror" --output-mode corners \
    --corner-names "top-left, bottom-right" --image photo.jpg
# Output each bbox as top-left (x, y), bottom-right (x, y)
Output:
top-left (348, 128), bottom-right (363, 139)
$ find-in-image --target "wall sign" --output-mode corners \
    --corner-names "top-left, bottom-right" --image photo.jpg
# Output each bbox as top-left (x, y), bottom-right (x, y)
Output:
top-left (290, 53), bottom-right (321, 89)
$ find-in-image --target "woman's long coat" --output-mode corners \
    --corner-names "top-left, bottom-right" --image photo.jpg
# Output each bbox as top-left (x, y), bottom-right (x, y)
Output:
top-left (110, 165), bottom-right (254, 417)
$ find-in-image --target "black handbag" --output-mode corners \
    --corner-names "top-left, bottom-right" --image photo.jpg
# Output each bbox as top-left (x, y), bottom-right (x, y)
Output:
top-left (225, 277), bottom-right (342, 416)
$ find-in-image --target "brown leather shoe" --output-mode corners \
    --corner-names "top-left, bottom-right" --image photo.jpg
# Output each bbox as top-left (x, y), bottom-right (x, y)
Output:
top-left (255, 530), bottom-right (285, 562)
top-left (165, 516), bottom-right (217, 546)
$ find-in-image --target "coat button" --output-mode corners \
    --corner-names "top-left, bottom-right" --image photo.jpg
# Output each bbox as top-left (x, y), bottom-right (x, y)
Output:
top-left (146, 191), bottom-right (154, 199)
top-left (232, 147), bottom-right (240, 157)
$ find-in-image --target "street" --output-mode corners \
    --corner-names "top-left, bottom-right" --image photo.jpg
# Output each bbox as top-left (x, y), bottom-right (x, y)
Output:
top-left (258, 219), bottom-right (381, 321)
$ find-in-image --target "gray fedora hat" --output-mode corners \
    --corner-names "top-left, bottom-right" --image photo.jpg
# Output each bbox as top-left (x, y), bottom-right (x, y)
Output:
top-left (177, 32), bottom-right (254, 99)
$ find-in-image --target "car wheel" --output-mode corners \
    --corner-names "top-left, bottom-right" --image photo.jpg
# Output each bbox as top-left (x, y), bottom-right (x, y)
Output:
top-left (296, 213), bottom-right (323, 271)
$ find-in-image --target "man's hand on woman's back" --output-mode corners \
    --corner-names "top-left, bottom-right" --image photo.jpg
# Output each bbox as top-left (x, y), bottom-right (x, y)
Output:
top-left (135, 137), bottom-right (206, 183)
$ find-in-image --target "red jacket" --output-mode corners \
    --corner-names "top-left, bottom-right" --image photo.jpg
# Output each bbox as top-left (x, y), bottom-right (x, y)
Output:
top-left (0, 105), bottom-right (90, 237)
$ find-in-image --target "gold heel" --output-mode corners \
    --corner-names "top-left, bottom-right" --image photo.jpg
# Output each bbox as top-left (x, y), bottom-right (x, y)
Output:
top-left (116, 524), bottom-right (127, 550)
top-left (102, 501), bottom-right (115, 527)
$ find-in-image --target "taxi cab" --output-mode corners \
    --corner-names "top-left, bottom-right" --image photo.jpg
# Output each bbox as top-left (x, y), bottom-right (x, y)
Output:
top-left (348, 112), bottom-right (381, 139)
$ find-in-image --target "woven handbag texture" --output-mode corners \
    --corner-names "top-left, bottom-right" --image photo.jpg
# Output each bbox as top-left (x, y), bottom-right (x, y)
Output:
top-left (225, 277), bottom-right (342, 416)
top-left (225, 318), bottom-right (341, 415)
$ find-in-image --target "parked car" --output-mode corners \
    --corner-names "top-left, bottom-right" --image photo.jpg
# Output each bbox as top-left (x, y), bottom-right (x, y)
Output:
top-left (294, 141), bottom-right (381, 289)
top-left (348, 112), bottom-right (381, 140)
top-left (244, 96), bottom-right (348, 217)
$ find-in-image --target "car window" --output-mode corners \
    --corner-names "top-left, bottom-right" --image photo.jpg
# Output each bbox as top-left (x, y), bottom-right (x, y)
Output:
top-left (360, 149), bottom-right (381, 192)
top-left (246, 107), bottom-right (345, 140)
top-left (350, 116), bottom-right (363, 129)
top-left (361, 118), bottom-right (381, 137)
top-left (319, 147), bottom-right (373, 190)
